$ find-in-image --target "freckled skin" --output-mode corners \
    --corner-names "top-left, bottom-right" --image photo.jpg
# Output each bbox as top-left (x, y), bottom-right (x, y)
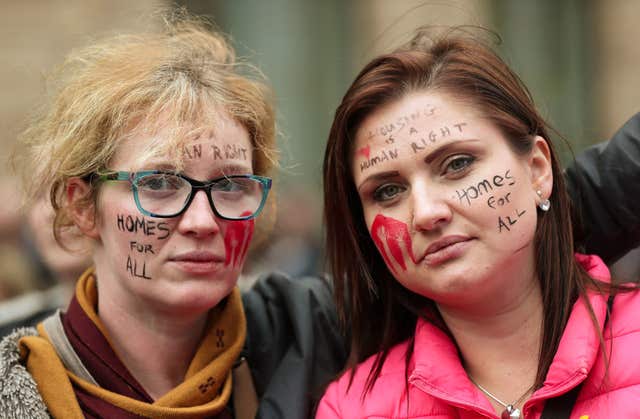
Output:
top-left (92, 113), bottom-right (255, 314)
top-left (371, 214), bottom-right (416, 272)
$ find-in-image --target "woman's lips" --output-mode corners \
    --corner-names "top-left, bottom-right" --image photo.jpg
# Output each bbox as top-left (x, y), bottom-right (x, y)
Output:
top-left (422, 236), bottom-right (474, 267)
top-left (169, 251), bottom-right (225, 274)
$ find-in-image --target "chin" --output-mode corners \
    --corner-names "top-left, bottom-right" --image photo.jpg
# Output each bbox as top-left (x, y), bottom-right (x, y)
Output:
top-left (404, 269), bottom-right (479, 301)
top-left (153, 278), bottom-right (237, 315)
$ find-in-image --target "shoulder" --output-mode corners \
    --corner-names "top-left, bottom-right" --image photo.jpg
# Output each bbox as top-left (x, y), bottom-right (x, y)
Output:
top-left (0, 287), bottom-right (64, 338)
top-left (241, 272), bottom-right (339, 348)
top-left (242, 272), bottom-right (340, 339)
top-left (0, 327), bottom-right (38, 375)
top-left (608, 288), bottom-right (640, 338)
top-left (576, 288), bottom-right (640, 410)
top-left (318, 340), bottom-right (411, 418)
top-left (242, 271), bottom-right (334, 309)
top-left (0, 328), bottom-right (50, 418)
top-left (577, 253), bottom-right (640, 339)
top-left (567, 113), bottom-right (640, 263)
top-left (241, 272), bottom-right (348, 418)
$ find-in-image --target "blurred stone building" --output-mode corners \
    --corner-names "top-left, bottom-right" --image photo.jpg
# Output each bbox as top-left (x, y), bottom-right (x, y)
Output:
top-left (0, 1), bottom-right (162, 297)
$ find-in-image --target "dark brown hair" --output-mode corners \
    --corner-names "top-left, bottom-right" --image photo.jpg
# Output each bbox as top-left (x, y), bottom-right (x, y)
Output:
top-left (323, 29), bottom-right (614, 394)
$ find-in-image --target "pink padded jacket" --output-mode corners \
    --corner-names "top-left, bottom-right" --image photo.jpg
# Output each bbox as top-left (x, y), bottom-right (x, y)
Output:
top-left (317, 255), bottom-right (640, 418)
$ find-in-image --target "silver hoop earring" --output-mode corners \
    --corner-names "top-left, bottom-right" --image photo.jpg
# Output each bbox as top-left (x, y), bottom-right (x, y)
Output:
top-left (537, 190), bottom-right (551, 212)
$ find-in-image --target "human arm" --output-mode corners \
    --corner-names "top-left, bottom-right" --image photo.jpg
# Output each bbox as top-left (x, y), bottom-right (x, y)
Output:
top-left (241, 273), bottom-right (348, 419)
top-left (566, 112), bottom-right (640, 264)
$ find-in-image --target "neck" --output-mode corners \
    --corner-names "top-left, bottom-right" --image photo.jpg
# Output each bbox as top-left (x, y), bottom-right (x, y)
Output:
top-left (438, 276), bottom-right (543, 414)
top-left (97, 290), bottom-right (209, 399)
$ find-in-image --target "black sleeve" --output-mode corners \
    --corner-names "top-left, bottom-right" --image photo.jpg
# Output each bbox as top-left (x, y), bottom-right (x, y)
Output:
top-left (241, 273), bottom-right (348, 419)
top-left (566, 112), bottom-right (640, 264)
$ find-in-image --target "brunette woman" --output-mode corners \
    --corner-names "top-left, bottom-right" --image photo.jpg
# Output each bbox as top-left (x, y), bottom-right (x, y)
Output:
top-left (318, 30), bottom-right (640, 418)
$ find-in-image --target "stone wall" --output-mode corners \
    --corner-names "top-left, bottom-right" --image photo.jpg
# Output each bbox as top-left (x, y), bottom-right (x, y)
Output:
top-left (0, 1), bottom-right (164, 177)
top-left (0, 1), bottom-right (163, 297)
top-left (594, 0), bottom-right (640, 138)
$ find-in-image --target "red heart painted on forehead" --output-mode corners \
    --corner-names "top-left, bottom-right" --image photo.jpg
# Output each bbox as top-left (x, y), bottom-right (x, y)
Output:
top-left (357, 145), bottom-right (370, 159)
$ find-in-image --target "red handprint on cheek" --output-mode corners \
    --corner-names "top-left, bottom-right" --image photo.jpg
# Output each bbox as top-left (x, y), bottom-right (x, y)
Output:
top-left (371, 214), bottom-right (416, 274)
top-left (224, 211), bottom-right (255, 268)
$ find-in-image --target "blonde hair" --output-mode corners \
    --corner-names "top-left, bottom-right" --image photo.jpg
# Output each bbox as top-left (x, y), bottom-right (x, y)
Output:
top-left (16, 13), bottom-right (277, 245)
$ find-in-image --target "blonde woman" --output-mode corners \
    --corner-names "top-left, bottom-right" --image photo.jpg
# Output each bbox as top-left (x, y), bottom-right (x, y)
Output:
top-left (2, 15), bottom-right (345, 419)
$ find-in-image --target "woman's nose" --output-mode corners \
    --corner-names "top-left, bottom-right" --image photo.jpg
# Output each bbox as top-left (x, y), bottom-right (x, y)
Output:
top-left (411, 180), bottom-right (452, 232)
top-left (176, 190), bottom-right (221, 237)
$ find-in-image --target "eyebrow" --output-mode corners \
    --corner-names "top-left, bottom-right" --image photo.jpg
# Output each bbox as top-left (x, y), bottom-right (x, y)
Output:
top-left (218, 164), bottom-right (253, 175)
top-left (356, 138), bottom-right (482, 190)
top-left (422, 139), bottom-right (482, 164)
top-left (357, 171), bottom-right (400, 193)
top-left (136, 162), bottom-right (178, 172)
top-left (136, 162), bottom-right (253, 176)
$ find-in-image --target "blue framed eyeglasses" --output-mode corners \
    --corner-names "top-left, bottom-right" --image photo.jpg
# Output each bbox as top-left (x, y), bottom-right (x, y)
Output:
top-left (95, 171), bottom-right (272, 220)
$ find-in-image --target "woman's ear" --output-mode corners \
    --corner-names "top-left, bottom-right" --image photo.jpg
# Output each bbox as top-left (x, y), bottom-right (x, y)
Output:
top-left (528, 136), bottom-right (553, 201)
top-left (66, 177), bottom-right (100, 239)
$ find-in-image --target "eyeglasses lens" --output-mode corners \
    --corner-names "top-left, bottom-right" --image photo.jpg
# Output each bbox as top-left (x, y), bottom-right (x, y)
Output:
top-left (210, 177), bottom-right (263, 219)
top-left (135, 173), bottom-right (264, 219)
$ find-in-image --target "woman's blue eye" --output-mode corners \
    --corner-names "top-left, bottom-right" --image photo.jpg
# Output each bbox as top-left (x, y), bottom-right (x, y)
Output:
top-left (445, 155), bottom-right (475, 174)
top-left (373, 183), bottom-right (406, 202)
